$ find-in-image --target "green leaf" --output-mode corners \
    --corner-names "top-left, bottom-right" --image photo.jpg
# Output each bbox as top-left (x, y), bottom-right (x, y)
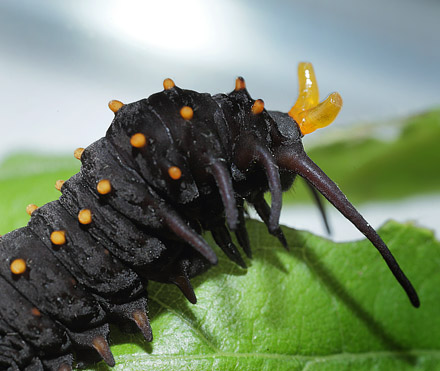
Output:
top-left (89, 220), bottom-right (440, 371)
top-left (0, 153), bottom-right (80, 235)
top-left (1, 154), bottom-right (439, 370)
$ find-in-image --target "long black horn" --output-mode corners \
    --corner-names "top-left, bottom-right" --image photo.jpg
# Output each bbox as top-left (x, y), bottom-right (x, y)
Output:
top-left (278, 148), bottom-right (420, 307)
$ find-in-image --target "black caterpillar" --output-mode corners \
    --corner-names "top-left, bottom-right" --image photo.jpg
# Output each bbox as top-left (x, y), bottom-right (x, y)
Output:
top-left (0, 63), bottom-right (419, 370)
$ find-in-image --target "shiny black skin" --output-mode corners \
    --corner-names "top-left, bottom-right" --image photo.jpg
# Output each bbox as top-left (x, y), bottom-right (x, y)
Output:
top-left (0, 82), bottom-right (418, 370)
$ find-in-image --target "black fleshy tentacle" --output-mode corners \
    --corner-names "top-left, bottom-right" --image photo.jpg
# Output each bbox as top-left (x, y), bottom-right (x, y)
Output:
top-left (209, 160), bottom-right (239, 230)
top-left (160, 208), bottom-right (218, 265)
top-left (254, 145), bottom-right (283, 234)
top-left (278, 148), bottom-right (420, 308)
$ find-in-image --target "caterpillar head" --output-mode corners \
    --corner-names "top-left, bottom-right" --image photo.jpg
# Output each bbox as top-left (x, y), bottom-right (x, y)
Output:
top-left (265, 63), bottom-right (418, 307)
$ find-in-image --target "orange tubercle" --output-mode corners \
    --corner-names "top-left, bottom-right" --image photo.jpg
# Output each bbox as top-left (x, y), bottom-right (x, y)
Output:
top-left (163, 78), bottom-right (175, 90)
top-left (180, 106), bottom-right (194, 120)
top-left (168, 166), bottom-right (182, 180)
top-left (55, 180), bottom-right (65, 191)
top-left (26, 204), bottom-right (38, 216)
top-left (10, 258), bottom-right (26, 275)
top-left (97, 179), bottom-right (112, 195)
top-left (74, 147), bottom-right (84, 160)
top-left (108, 100), bottom-right (124, 113)
top-left (31, 307), bottom-right (42, 317)
top-left (78, 209), bottom-right (92, 225)
top-left (130, 133), bottom-right (147, 148)
top-left (51, 230), bottom-right (66, 245)
top-left (251, 99), bottom-right (265, 115)
top-left (235, 77), bottom-right (246, 91)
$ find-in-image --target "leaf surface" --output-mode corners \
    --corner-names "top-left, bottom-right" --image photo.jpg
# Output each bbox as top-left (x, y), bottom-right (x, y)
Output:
top-left (91, 220), bottom-right (440, 371)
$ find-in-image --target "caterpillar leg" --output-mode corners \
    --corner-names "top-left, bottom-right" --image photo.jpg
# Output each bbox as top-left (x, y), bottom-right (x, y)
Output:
top-left (98, 296), bottom-right (153, 342)
top-left (67, 325), bottom-right (115, 367)
top-left (42, 355), bottom-right (74, 371)
top-left (235, 197), bottom-right (252, 258)
top-left (170, 260), bottom-right (198, 304)
top-left (251, 193), bottom-right (288, 249)
top-left (211, 225), bottom-right (247, 268)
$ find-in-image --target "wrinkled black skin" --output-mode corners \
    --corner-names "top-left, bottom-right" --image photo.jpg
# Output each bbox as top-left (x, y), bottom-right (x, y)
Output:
top-left (0, 84), bottom-right (418, 370)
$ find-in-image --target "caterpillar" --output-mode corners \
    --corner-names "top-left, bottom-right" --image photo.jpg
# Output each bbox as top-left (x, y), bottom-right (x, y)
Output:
top-left (0, 62), bottom-right (419, 370)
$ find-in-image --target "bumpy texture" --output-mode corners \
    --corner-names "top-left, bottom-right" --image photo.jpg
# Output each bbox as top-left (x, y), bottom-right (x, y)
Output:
top-left (0, 78), bottom-right (419, 370)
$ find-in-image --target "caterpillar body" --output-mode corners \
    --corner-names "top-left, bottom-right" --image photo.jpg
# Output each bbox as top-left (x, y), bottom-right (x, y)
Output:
top-left (0, 63), bottom-right (419, 370)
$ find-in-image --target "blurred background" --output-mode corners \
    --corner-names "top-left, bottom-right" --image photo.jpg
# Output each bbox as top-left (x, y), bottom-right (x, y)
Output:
top-left (1, 0), bottom-right (439, 240)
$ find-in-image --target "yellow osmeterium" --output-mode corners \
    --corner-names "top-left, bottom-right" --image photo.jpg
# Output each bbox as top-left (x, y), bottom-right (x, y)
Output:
top-left (51, 230), bottom-right (66, 245)
top-left (163, 78), bottom-right (175, 90)
top-left (295, 92), bottom-right (343, 135)
top-left (97, 179), bottom-right (112, 195)
top-left (10, 258), bottom-right (26, 275)
top-left (180, 106), bottom-right (193, 120)
top-left (130, 133), bottom-right (147, 148)
top-left (289, 62), bottom-right (319, 119)
top-left (288, 62), bottom-right (343, 135)
top-left (108, 100), bottom-right (124, 113)
top-left (78, 209), bottom-right (92, 225)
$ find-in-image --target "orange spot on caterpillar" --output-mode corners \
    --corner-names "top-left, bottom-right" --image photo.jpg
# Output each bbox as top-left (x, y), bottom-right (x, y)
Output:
top-left (235, 77), bottom-right (246, 91)
top-left (74, 147), bottom-right (84, 160)
top-left (10, 258), bottom-right (27, 274)
top-left (251, 99), bottom-right (264, 115)
top-left (108, 100), bottom-right (124, 113)
top-left (55, 180), bottom-right (65, 191)
top-left (130, 133), bottom-right (147, 148)
top-left (163, 78), bottom-right (175, 90)
top-left (180, 106), bottom-right (193, 120)
top-left (26, 204), bottom-right (38, 216)
top-left (168, 166), bottom-right (182, 180)
top-left (50, 230), bottom-right (66, 246)
top-left (31, 307), bottom-right (41, 317)
top-left (78, 209), bottom-right (92, 225)
top-left (97, 179), bottom-right (112, 195)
